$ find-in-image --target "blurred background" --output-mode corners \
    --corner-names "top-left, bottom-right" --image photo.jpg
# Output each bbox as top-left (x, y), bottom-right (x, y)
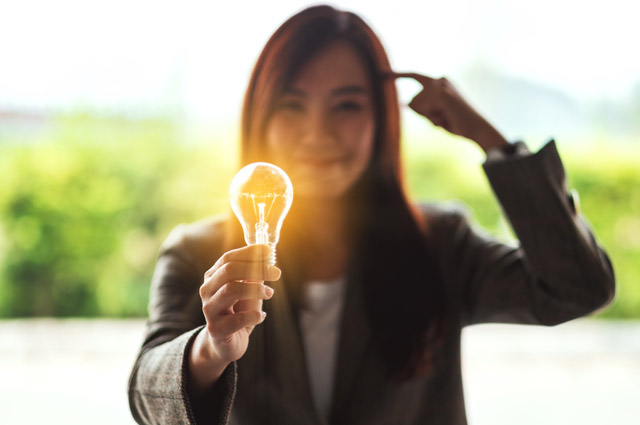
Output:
top-left (1, 0), bottom-right (639, 423)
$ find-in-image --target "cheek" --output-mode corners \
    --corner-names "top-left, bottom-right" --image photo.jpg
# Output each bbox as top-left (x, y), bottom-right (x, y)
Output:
top-left (342, 114), bottom-right (375, 165)
top-left (265, 115), bottom-right (297, 163)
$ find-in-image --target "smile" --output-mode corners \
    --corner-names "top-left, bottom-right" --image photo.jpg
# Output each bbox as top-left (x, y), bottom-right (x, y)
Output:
top-left (295, 156), bottom-right (348, 168)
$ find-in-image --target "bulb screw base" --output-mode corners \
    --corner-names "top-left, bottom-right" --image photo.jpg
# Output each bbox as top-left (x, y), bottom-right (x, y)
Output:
top-left (266, 244), bottom-right (276, 266)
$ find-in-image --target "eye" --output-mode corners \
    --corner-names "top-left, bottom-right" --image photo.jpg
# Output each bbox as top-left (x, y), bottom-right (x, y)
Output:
top-left (333, 100), bottom-right (363, 112)
top-left (275, 99), bottom-right (305, 112)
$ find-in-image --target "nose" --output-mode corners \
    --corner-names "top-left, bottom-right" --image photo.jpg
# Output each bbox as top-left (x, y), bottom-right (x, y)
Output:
top-left (300, 107), bottom-right (335, 149)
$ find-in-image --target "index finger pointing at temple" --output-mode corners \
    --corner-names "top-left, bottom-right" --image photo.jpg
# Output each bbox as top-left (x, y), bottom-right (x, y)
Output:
top-left (383, 71), bottom-right (436, 86)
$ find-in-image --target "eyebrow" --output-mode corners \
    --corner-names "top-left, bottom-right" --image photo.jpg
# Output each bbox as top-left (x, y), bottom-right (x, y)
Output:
top-left (282, 84), bottom-right (369, 97)
top-left (331, 85), bottom-right (369, 96)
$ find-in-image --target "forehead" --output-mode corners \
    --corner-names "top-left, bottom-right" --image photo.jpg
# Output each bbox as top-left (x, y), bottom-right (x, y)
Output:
top-left (289, 41), bottom-right (371, 92)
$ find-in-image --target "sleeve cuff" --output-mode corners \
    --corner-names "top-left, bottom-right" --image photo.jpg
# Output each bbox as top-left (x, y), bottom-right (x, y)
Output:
top-left (482, 139), bottom-right (568, 220)
top-left (485, 140), bottom-right (531, 164)
top-left (183, 327), bottom-right (238, 425)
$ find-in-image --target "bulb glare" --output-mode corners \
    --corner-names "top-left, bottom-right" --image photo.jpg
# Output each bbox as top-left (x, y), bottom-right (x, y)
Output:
top-left (229, 162), bottom-right (293, 265)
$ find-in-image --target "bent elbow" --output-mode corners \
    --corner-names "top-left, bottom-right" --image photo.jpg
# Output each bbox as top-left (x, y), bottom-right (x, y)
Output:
top-left (586, 249), bottom-right (616, 314)
top-left (535, 274), bottom-right (616, 327)
top-left (571, 250), bottom-right (617, 320)
top-left (591, 267), bottom-right (616, 314)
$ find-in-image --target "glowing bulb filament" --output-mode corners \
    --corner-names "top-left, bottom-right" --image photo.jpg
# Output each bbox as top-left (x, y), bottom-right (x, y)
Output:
top-left (255, 202), bottom-right (269, 245)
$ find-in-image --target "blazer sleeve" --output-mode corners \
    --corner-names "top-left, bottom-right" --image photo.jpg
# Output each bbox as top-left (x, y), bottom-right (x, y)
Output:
top-left (127, 224), bottom-right (237, 425)
top-left (442, 140), bottom-right (615, 326)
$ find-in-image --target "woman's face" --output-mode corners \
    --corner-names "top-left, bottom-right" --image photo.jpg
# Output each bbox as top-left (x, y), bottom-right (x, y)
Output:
top-left (265, 41), bottom-right (375, 201)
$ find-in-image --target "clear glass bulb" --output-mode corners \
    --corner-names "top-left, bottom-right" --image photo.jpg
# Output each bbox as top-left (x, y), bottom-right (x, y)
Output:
top-left (229, 162), bottom-right (294, 266)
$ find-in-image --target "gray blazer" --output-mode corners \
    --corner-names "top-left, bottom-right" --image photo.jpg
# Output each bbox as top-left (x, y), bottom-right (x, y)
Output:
top-left (128, 140), bottom-right (615, 425)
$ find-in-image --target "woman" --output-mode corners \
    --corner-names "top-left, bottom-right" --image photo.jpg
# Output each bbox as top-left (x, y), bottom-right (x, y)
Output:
top-left (128, 5), bottom-right (615, 425)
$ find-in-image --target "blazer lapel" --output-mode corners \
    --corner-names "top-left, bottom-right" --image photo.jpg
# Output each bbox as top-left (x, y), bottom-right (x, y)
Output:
top-left (239, 269), bottom-right (375, 423)
top-left (236, 274), bottom-right (318, 424)
top-left (330, 275), bottom-right (374, 418)
top-left (265, 275), bottom-right (317, 416)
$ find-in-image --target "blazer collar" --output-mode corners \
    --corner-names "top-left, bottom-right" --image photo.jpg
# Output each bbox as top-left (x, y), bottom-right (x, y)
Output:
top-left (250, 272), bottom-right (374, 422)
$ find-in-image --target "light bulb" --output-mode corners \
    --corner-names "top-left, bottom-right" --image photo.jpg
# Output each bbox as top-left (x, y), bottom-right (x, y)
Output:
top-left (229, 162), bottom-right (294, 266)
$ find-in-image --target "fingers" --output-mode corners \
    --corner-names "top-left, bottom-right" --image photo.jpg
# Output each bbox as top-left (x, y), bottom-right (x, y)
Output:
top-left (204, 282), bottom-right (271, 339)
top-left (201, 260), bottom-right (281, 300)
top-left (201, 244), bottom-right (280, 298)
top-left (384, 71), bottom-right (453, 99)
top-left (209, 310), bottom-right (267, 340)
top-left (205, 244), bottom-right (271, 280)
top-left (416, 107), bottom-right (451, 131)
top-left (202, 281), bottom-right (272, 322)
top-left (197, 245), bottom-right (278, 353)
top-left (386, 71), bottom-right (441, 113)
top-left (215, 259), bottom-right (280, 284)
top-left (233, 298), bottom-right (262, 315)
top-left (211, 281), bottom-right (273, 312)
top-left (199, 245), bottom-right (279, 325)
top-left (383, 71), bottom-right (436, 86)
top-left (389, 71), bottom-right (454, 130)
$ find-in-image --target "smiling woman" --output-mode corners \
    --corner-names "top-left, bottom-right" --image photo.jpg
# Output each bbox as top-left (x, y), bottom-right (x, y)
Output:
top-left (265, 42), bottom-right (375, 200)
top-left (128, 4), bottom-right (615, 425)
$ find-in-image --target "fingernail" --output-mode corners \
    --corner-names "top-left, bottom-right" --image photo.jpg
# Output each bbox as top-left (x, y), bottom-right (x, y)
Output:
top-left (264, 285), bottom-right (274, 298)
top-left (267, 266), bottom-right (281, 280)
top-left (260, 311), bottom-right (267, 322)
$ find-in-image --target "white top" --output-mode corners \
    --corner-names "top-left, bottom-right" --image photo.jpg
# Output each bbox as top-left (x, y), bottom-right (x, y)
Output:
top-left (299, 277), bottom-right (347, 422)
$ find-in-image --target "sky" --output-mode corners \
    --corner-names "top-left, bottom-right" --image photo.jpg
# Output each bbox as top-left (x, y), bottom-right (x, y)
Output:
top-left (1, 0), bottom-right (639, 131)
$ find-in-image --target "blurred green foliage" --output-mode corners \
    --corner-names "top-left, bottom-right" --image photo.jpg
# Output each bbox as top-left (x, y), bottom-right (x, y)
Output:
top-left (0, 114), bottom-right (638, 318)
top-left (0, 114), bottom-right (235, 317)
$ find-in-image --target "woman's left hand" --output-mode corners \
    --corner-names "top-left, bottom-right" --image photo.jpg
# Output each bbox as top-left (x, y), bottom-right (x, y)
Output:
top-left (389, 72), bottom-right (509, 153)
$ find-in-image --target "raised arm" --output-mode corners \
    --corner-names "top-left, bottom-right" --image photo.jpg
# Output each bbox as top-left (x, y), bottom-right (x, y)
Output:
top-left (435, 141), bottom-right (615, 326)
top-left (389, 71), bottom-right (615, 325)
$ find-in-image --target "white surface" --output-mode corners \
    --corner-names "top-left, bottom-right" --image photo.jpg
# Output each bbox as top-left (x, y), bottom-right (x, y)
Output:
top-left (2, 1), bottom-right (638, 116)
top-left (461, 321), bottom-right (640, 424)
top-left (300, 278), bottom-right (347, 421)
top-left (1, 319), bottom-right (639, 424)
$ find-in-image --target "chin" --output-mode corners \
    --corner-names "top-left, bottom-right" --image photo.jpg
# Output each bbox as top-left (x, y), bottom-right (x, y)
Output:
top-left (294, 180), bottom-right (351, 202)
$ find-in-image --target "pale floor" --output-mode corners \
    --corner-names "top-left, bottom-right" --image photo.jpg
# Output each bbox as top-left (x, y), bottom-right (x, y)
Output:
top-left (1, 319), bottom-right (639, 424)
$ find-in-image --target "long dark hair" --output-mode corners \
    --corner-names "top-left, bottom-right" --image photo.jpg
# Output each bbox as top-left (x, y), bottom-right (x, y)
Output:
top-left (231, 4), bottom-right (447, 380)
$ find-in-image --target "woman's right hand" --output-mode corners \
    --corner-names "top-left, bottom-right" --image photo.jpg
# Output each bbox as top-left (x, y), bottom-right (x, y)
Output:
top-left (188, 244), bottom-right (281, 395)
